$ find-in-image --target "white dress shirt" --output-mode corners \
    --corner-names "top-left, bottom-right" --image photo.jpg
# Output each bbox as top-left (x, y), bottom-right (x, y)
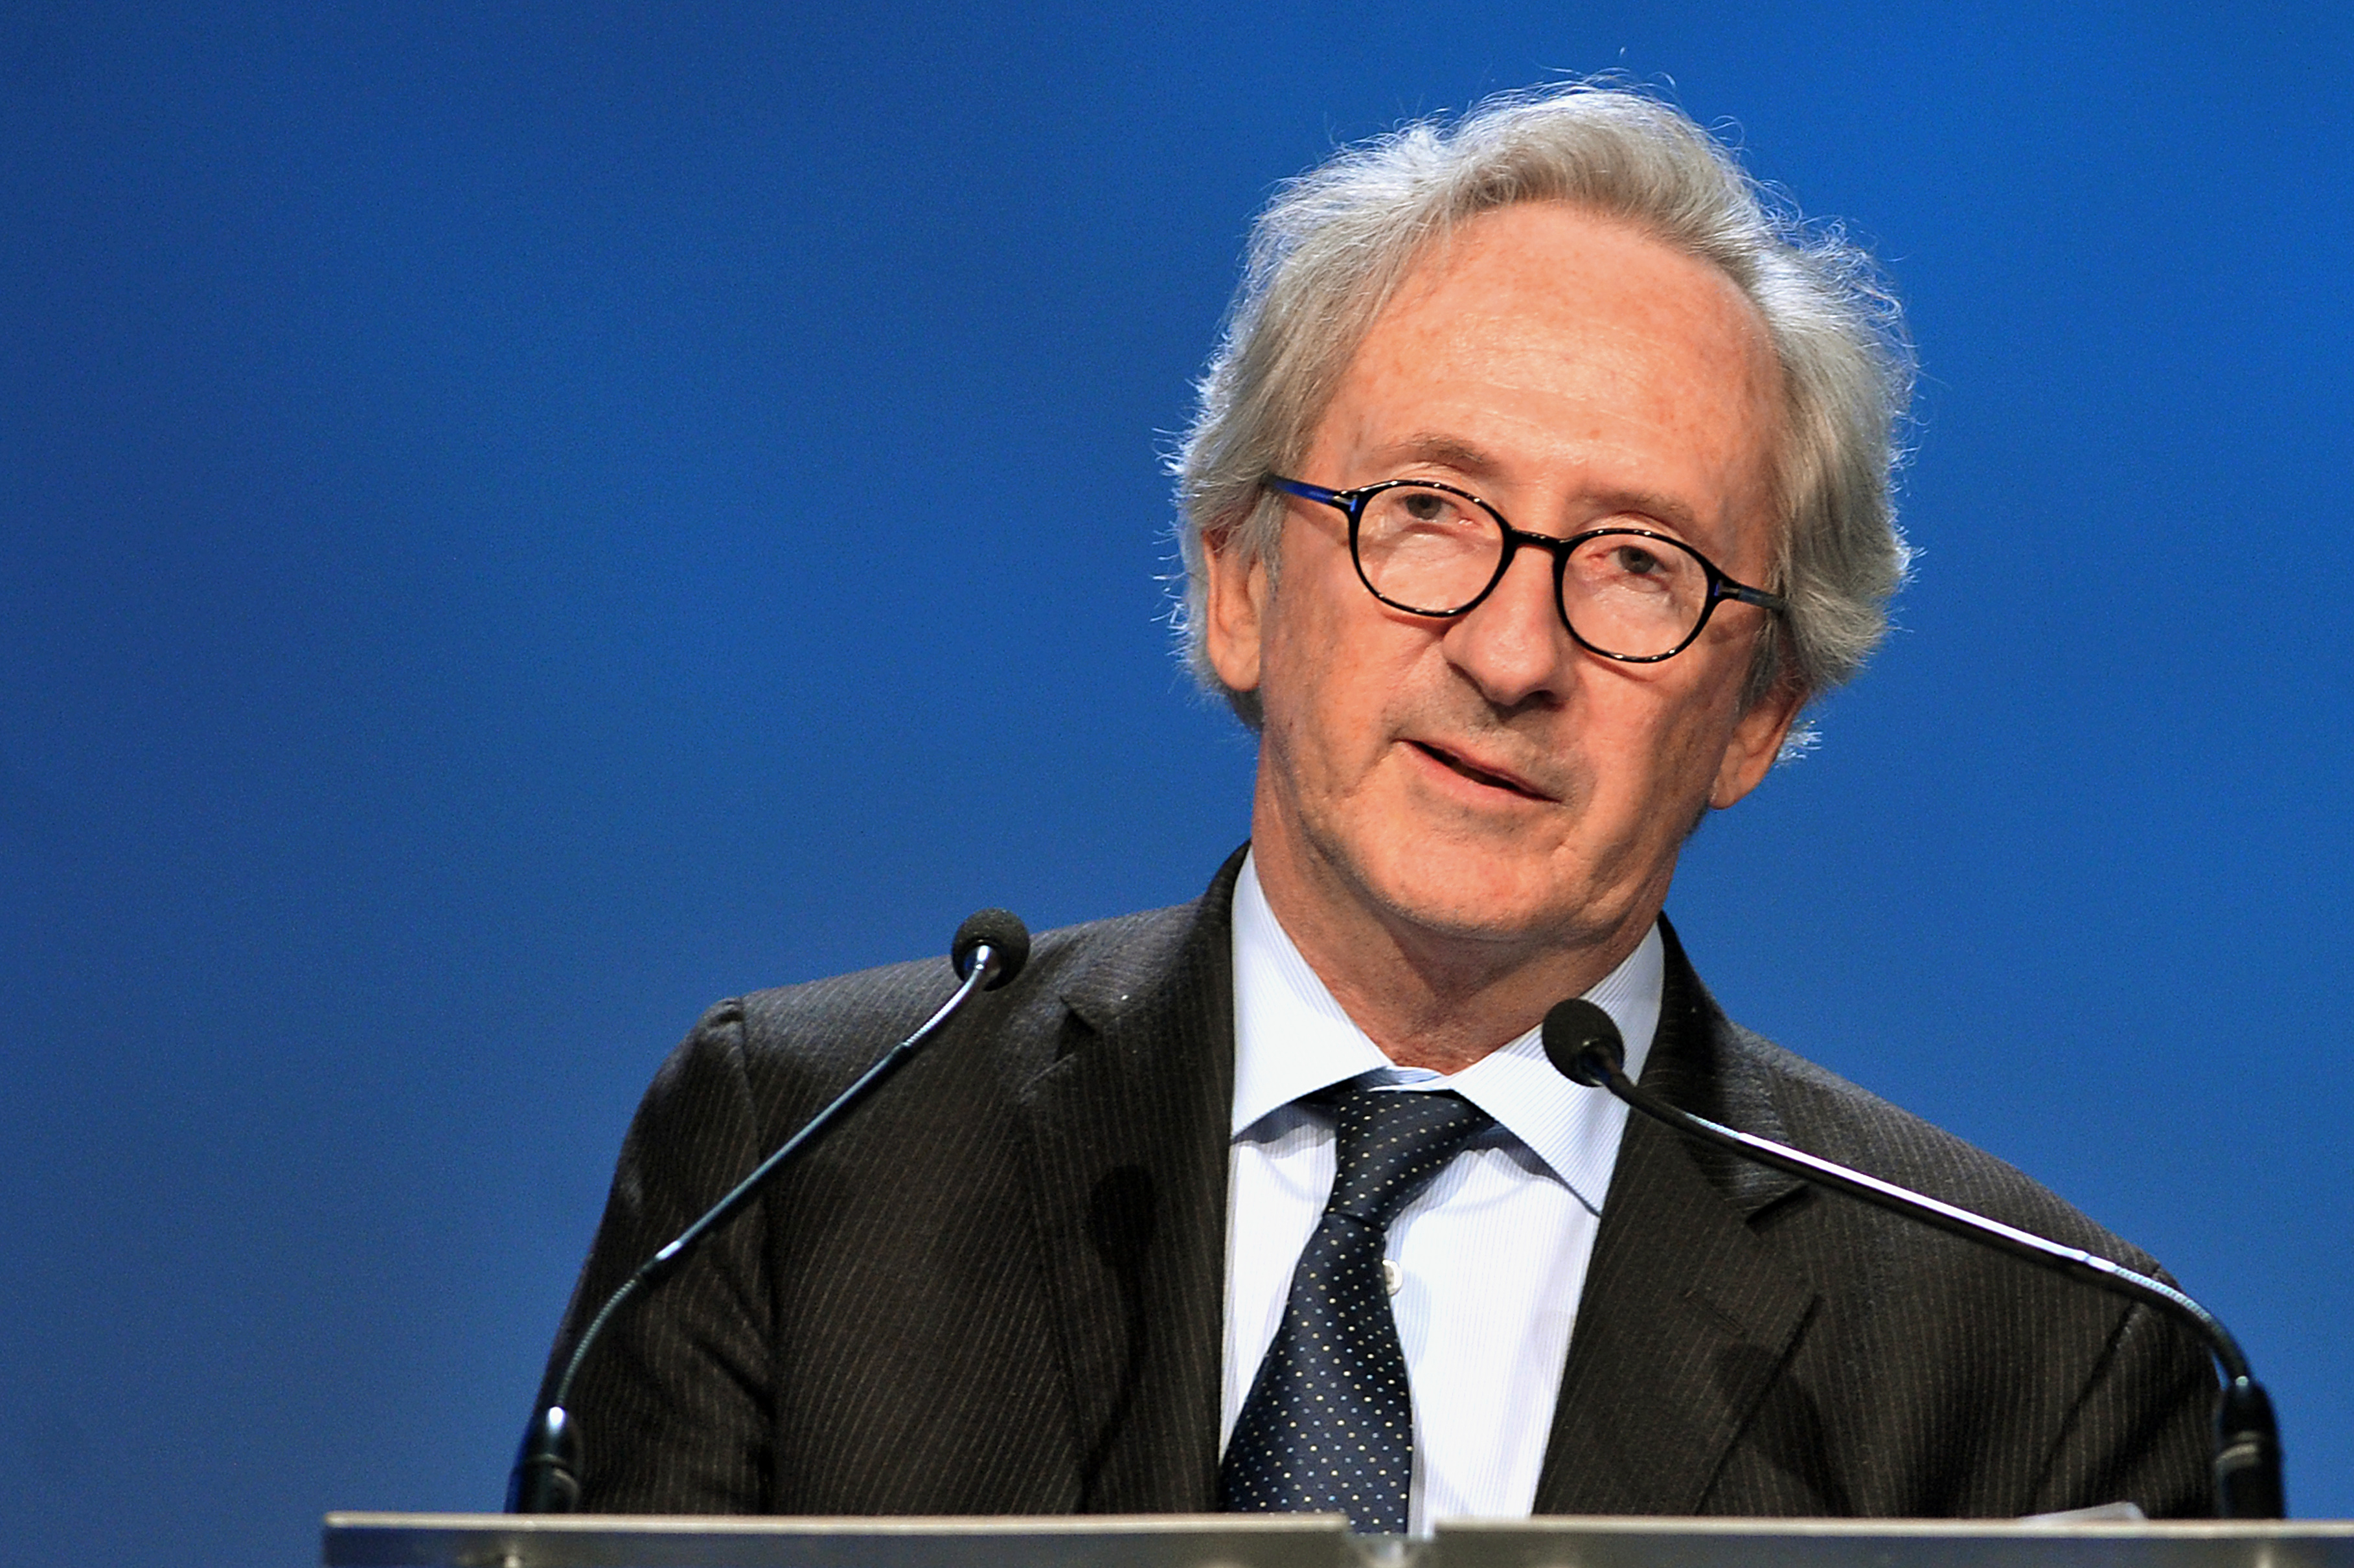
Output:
top-left (1221, 854), bottom-right (1661, 1532)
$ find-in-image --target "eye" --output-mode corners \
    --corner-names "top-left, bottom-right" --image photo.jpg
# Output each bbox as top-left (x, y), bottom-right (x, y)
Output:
top-left (1567, 532), bottom-right (1702, 601)
top-left (1399, 490), bottom-right (1454, 523)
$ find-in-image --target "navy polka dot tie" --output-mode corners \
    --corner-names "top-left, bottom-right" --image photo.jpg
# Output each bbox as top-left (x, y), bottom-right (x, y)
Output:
top-left (1217, 1085), bottom-right (1494, 1534)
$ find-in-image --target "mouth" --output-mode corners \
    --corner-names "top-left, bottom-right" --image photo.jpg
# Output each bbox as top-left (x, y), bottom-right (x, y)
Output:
top-left (1408, 741), bottom-right (1555, 802)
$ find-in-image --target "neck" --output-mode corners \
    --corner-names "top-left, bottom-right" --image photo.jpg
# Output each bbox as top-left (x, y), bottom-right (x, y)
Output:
top-left (1247, 838), bottom-right (1663, 1075)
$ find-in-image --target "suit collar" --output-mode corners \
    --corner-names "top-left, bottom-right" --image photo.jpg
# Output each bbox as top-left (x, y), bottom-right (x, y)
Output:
top-left (1641, 916), bottom-right (1808, 1218)
top-left (1049, 853), bottom-right (1244, 1037)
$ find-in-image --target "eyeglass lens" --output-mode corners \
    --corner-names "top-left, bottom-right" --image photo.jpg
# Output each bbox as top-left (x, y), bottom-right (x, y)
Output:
top-left (1353, 484), bottom-right (1714, 660)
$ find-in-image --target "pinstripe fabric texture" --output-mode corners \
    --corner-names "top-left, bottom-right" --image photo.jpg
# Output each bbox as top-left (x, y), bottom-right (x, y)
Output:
top-left (535, 848), bottom-right (2214, 1518)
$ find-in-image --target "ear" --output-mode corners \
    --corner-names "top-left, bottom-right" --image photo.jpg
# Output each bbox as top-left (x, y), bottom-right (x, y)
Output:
top-left (1202, 527), bottom-right (1271, 695)
top-left (1709, 677), bottom-right (1805, 810)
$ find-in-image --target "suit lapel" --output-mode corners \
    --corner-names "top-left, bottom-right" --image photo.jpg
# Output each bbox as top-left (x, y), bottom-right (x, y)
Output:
top-left (1533, 920), bottom-right (1820, 1514)
top-left (1018, 853), bottom-right (1244, 1512)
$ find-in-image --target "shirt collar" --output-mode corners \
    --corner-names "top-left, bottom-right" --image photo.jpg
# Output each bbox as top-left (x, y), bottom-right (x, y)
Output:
top-left (1229, 851), bottom-right (1661, 1212)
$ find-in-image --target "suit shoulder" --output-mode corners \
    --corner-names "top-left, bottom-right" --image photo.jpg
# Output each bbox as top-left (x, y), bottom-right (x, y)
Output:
top-left (1722, 1019), bottom-right (2160, 1272)
top-left (716, 897), bottom-right (1202, 1078)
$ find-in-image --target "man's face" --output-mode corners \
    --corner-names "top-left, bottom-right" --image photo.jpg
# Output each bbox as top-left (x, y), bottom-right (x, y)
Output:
top-left (1204, 201), bottom-right (1801, 968)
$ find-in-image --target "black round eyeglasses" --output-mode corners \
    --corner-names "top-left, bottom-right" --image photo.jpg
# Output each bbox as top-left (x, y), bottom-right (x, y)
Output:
top-left (1266, 475), bottom-right (1787, 664)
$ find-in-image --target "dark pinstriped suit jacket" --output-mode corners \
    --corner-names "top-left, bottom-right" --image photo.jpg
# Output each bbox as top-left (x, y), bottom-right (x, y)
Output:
top-left (540, 851), bottom-right (2215, 1517)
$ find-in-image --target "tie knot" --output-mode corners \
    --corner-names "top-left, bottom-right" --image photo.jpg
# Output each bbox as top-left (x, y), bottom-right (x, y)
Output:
top-left (1323, 1085), bottom-right (1492, 1229)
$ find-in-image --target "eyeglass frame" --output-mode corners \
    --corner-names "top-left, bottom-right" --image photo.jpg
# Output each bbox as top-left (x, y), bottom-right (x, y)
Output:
top-left (1264, 474), bottom-right (1788, 665)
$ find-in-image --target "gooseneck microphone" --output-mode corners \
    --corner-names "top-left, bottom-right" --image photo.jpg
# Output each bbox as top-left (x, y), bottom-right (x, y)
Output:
top-left (509, 909), bottom-right (1033, 1514)
top-left (1540, 998), bottom-right (2285, 1521)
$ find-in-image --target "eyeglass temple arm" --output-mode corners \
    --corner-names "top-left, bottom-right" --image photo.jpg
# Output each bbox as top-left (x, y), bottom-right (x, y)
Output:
top-left (1266, 476), bottom-right (1347, 508)
top-left (1719, 581), bottom-right (1787, 613)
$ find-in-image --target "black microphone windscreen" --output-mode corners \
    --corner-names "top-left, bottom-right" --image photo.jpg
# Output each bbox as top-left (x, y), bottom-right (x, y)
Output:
top-left (1542, 998), bottom-right (1624, 1087)
top-left (952, 908), bottom-right (1031, 988)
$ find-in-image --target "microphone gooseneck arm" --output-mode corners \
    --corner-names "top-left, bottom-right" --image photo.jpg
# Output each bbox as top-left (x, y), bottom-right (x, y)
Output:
top-left (556, 951), bottom-right (994, 1402)
top-left (510, 909), bottom-right (1031, 1514)
top-left (1539, 999), bottom-right (2285, 1520)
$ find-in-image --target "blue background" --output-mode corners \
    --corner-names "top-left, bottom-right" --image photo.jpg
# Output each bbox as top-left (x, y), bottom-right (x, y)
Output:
top-left (3, 4), bottom-right (2348, 1563)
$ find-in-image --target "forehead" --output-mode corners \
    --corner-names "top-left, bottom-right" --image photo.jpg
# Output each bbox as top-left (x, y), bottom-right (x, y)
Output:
top-left (1312, 201), bottom-right (1785, 559)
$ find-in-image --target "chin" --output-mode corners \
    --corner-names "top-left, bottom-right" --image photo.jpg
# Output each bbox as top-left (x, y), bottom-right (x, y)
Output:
top-left (1351, 837), bottom-right (1584, 948)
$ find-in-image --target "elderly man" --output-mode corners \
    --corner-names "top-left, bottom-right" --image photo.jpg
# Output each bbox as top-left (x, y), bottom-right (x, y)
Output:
top-left (534, 85), bottom-right (2213, 1525)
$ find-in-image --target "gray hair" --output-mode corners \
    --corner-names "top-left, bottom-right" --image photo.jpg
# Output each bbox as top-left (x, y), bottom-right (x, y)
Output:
top-left (1170, 83), bottom-right (1913, 736)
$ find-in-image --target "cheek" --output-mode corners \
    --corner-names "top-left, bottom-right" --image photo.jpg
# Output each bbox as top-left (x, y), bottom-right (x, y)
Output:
top-left (1580, 665), bottom-right (1741, 812)
top-left (1257, 585), bottom-right (1421, 767)
top-left (1647, 679), bottom-right (1749, 812)
top-left (1263, 615), bottom-right (1365, 753)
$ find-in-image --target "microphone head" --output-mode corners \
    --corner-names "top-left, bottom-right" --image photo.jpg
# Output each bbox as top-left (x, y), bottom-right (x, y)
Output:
top-left (508, 1403), bottom-right (582, 1514)
top-left (952, 908), bottom-right (1031, 990)
top-left (1542, 998), bottom-right (1626, 1088)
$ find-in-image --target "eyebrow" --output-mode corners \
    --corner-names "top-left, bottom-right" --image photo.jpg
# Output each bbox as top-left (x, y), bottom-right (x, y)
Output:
top-left (1375, 431), bottom-right (1706, 537)
top-left (1382, 432), bottom-right (1505, 478)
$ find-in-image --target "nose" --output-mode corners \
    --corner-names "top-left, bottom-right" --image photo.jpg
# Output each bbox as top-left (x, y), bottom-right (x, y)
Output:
top-left (1440, 540), bottom-right (1575, 707)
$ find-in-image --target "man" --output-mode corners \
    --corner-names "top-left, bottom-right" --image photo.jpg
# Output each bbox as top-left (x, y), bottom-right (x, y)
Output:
top-left (534, 85), bottom-right (2213, 1524)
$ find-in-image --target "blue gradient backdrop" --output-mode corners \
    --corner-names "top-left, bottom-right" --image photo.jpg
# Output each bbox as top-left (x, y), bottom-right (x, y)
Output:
top-left (3, 5), bottom-right (2349, 1563)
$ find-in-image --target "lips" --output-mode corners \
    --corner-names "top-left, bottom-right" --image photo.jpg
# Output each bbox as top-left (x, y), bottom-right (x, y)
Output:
top-left (1409, 740), bottom-right (1555, 801)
